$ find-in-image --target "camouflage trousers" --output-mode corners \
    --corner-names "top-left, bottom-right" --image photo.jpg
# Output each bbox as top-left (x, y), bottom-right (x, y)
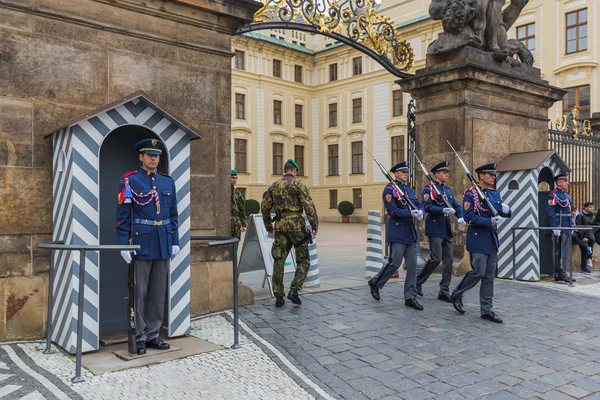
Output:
top-left (272, 231), bottom-right (310, 298)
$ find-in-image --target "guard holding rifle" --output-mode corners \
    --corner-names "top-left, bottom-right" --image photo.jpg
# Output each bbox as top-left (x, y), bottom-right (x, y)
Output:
top-left (449, 158), bottom-right (511, 323)
top-left (368, 161), bottom-right (425, 310)
top-left (546, 172), bottom-right (574, 283)
top-left (415, 159), bottom-right (466, 303)
top-left (116, 138), bottom-right (180, 355)
top-left (261, 159), bottom-right (318, 308)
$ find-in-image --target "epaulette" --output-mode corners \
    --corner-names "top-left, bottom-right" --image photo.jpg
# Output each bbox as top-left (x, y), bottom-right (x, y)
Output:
top-left (122, 170), bottom-right (138, 178)
top-left (550, 189), bottom-right (557, 194)
top-left (158, 171), bottom-right (173, 179)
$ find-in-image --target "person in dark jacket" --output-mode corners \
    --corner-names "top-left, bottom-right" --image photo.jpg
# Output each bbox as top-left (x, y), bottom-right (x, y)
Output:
top-left (575, 202), bottom-right (595, 272)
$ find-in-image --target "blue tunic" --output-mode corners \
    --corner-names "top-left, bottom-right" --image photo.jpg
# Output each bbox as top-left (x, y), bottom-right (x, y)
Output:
top-left (383, 181), bottom-right (424, 244)
top-left (546, 189), bottom-right (573, 228)
top-left (422, 182), bottom-right (463, 239)
top-left (116, 169), bottom-right (179, 260)
top-left (463, 186), bottom-right (511, 255)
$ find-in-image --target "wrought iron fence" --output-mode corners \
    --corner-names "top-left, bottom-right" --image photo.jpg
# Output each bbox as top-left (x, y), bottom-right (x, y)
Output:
top-left (548, 110), bottom-right (600, 209)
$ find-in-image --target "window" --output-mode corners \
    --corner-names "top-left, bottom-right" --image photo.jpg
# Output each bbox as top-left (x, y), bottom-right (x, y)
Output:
top-left (273, 100), bottom-right (282, 124)
top-left (273, 59), bottom-right (282, 78)
top-left (238, 188), bottom-right (246, 199)
top-left (294, 145), bottom-right (305, 175)
top-left (392, 90), bottom-right (403, 116)
top-left (566, 9), bottom-right (587, 54)
top-left (329, 190), bottom-right (338, 209)
top-left (352, 98), bottom-right (362, 123)
top-left (516, 23), bottom-right (535, 59)
top-left (294, 65), bottom-right (303, 83)
top-left (391, 136), bottom-right (405, 166)
top-left (329, 63), bottom-right (338, 82)
top-left (273, 143), bottom-right (283, 175)
top-left (295, 104), bottom-right (303, 128)
top-left (352, 141), bottom-right (363, 174)
top-left (352, 57), bottom-right (362, 76)
top-left (328, 144), bottom-right (338, 176)
top-left (235, 94), bottom-right (245, 120)
top-left (353, 188), bottom-right (362, 209)
top-left (570, 182), bottom-right (588, 212)
top-left (234, 138), bottom-right (247, 173)
top-left (234, 50), bottom-right (245, 70)
top-left (564, 85), bottom-right (590, 119)
top-left (329, 103), bottom-right (338, 127)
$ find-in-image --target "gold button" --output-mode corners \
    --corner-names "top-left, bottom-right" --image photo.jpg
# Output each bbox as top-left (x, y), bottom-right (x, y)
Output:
top-left (135, 232), bottom-right (139, 235)
top-left (140, 192), bottom-right (143, 195)
top-left (157, 211), bottom-right (160, 214)
top-left (153, 186), bottom-right (156, 189)
top-left (152, 177), bottom-right (155, 181)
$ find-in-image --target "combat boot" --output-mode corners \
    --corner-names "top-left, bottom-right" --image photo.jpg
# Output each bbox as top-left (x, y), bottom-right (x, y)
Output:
top-left (287, 289), bottom-right (301, 305)
top-left (275, 297), bottom-right (285, 307)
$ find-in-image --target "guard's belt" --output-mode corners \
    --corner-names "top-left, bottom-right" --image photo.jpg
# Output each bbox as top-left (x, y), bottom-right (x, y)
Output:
top-left (134, 218), bottom-right (171, 226)
top-left (280, 211), bottom-right (302, 217)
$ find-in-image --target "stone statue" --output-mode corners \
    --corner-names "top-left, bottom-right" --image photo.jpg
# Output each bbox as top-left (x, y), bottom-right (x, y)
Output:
top-left (428, 0), bottom-right (533, 66)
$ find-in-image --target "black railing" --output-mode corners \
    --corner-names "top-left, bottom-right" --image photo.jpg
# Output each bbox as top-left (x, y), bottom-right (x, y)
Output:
top-left (407, 99), bottom-right (417, 188)
top-left (549, 125), bottom-right (600, 209)
top-left (36, 241), bottom-right (140, 383)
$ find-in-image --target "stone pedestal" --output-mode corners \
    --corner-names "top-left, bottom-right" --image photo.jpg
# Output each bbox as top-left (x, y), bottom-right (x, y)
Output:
top-left (398, 47), bottom-right (566, 274)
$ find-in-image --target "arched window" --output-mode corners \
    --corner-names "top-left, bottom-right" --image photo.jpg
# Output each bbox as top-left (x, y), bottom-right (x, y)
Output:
top-left (508, 180), bottom-right (519, 191)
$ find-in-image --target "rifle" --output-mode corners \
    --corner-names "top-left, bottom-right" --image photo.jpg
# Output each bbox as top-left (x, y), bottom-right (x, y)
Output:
top-left (447, 141), bottom-right (498, 217)
top-left (413, 152), bottom-right (452, 209)
top-left (127, 203), bottom-right (136, 355)
top-left (364, 147), bottom-right (418, 211)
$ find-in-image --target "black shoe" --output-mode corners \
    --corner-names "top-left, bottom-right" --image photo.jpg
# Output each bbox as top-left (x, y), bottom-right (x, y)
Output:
top-left (146, 338), bottom-right (170, 350)
top-left (136, 340), bottom-right (146, 355)
top-left (564, 276), bottom-right (576, 283)
top-left (275, 297), bottom-right (285, 307)
top-left (481, 312), bottom-right (503, 324)
top-left (287, 290), bottom-right (301, 305)
top-left (368, 279), bottom-right (380, 301)
top-left (452, 297), bottom-right (465, 314)
top-left (405, 298), bottom-right (424, 311)
top-left (416, 284), bottom-right (423, 297)
top-left (438, 293), bottom-right (453, 303)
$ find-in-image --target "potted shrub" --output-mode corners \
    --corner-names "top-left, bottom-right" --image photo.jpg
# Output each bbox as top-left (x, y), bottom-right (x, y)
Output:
top-left (337, 200), bottom-right (355, 223)
top-left (244, 199), bottom-right (260, 216)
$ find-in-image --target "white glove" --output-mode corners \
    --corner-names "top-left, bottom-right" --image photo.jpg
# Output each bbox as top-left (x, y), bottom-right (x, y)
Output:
top-left (121, 250), bottom-right (136, 264)
top-left (553, 229), bottom-right (561, 237)
top-left (457, 217), bottom-right (466, 226)
top-left (442, 207), bottom-right (456, 215)
top-left (501, 203), bottom-right (510, 214)
top-left (491, 216), bottom-right (505, 225)
top-left (410, 210), bottom-right (424, 220)
top-left (171, 245), bottom-right (180, 256)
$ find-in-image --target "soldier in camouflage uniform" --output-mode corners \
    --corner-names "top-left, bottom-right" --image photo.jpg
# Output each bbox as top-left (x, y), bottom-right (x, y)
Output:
top-left (230, 169), bottom-right (247, 239)
top-left (261, 159), bottom-right (318, 307)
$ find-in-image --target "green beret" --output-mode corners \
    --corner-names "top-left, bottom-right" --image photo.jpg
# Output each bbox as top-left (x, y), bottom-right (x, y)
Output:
top-left (231, 169), bottom-right (238, 176)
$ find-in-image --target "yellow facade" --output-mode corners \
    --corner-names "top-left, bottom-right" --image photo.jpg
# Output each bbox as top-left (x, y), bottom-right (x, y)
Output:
top-left (232, 0), bottom-right (599, 222)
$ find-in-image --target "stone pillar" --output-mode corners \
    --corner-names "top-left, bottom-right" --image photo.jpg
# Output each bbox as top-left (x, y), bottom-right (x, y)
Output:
top-left (398, 47), bottom-right (566, 274)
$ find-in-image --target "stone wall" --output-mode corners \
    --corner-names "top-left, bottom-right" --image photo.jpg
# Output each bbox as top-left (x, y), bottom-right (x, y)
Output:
top-left (0, 0), bottom-right (260, 340)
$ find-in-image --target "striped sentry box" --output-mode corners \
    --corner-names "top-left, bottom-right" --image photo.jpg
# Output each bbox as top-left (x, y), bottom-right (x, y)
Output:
top-left (365, 210), bottom-right (384, 279)
top-left (48, 92), bottom-right (199, 353)
top-left (304, 241), bottom-right (320, 288)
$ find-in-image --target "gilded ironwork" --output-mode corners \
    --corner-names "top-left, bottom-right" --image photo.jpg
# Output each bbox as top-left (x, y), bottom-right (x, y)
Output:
top-left (553, 108), bottom-right (593, 140)
top-left (237, 0), bottom-right (414, 78)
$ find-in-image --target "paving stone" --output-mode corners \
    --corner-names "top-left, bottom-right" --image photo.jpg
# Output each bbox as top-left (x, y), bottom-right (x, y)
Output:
top-left (556, 384), bottom-right (592, 399)
top-left (397, 387), bottom-right (434, 400)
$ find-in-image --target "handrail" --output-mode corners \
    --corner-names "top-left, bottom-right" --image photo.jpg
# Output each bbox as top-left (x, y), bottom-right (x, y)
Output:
top-left (190, 236), bottom-right (241, 349)
top-left (37, 241), bottom-right (140, 383)
top-left (510, 225), bottom-right (598, 288)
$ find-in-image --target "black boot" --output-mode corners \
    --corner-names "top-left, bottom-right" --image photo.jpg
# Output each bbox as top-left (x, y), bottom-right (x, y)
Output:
top-left (275, 297), bottom-right (285, 307)
top-left (137, 340), bottom-right (146, 355)
top-left (287, 290), bottom-right (301, 305)
top-left (146, 338), bottom-right (170, 350)
top-left (405, 298), bottom-right (424, 311)
top-left (452, 297), bottom-right (465, 314)
top-left (368, 279), bottom-right (380, 301)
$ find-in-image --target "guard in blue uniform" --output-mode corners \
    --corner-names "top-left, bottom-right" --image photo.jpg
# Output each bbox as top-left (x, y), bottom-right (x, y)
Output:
top-left (450, 163), bottom-right (511, 323)
top-left (368, 161), bottom-right (425, 310)
top-left (416, 161), bottom-right (466, 303)
top-left (116, 138), bottom-right (180, 355)
top-left (546, 172), bottom-right (574, 282)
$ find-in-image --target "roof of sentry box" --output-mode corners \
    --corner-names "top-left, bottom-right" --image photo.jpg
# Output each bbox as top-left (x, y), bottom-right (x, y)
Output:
top-left (43, 90), bottom-right (202, 140)
top-left (496, 150), bottom-right (570, 172)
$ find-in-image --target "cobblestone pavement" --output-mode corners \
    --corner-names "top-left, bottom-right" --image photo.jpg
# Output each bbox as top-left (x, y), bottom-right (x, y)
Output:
top-left (241, 278), bottom-right (600, 400)
top-left (1, 276), bottom-right (599, 399)
top-left (0, 315), bottom-right (323, 399)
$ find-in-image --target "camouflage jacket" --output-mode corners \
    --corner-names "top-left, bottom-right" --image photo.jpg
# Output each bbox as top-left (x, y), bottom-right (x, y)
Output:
top-left (231, 185), bottom-right (247, 236)
top-left (261, 174), bottom-right (318, 233)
